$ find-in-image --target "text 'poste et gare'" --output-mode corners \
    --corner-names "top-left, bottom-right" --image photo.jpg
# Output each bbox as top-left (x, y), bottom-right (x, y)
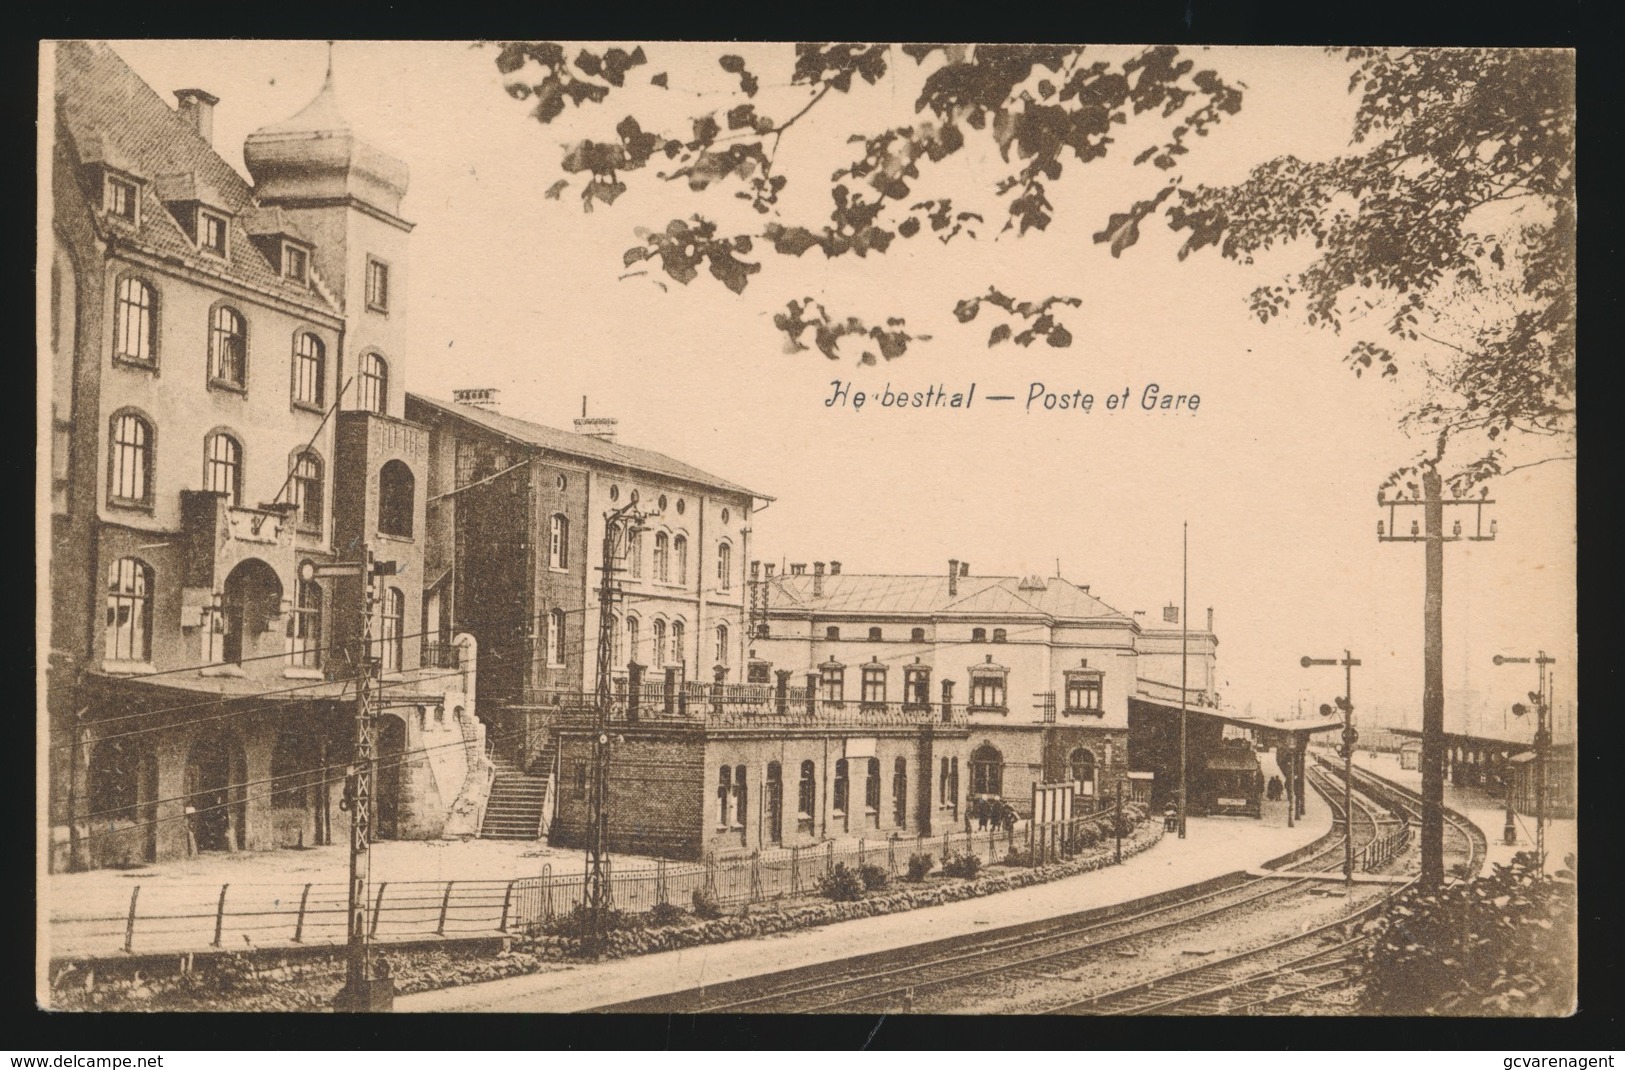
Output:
top-left (823, 380), bottom-right (1201, 413)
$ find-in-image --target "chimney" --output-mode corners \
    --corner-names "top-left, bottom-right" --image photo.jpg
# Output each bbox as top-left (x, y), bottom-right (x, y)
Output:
top-left (829, 561), bottom-right (842, 575)
top-left (174, 89), bottom-right (219, 146)
top-left (812, 562), bottom-right (825, 598)
top-left (790, 563), bottom-right (806, 576)
top-left (960, 561), bottom-right (970, 577)
top-left (574, 416), bottom-right (618, 443)
top-left (453, 387), bottom-right (501, 410)
top-left (1207, 607), bottom-right (1214, 632)
top-left (948, 559), bottom-right (959, 597)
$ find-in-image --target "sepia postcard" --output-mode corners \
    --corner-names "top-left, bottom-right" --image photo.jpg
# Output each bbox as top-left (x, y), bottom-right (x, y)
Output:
top-left (36, 39), bottom-right (1578, 1022)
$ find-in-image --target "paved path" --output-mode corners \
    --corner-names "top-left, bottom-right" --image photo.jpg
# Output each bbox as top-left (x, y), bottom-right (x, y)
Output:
top-left (397, 789), bottom-right (1334, 1013)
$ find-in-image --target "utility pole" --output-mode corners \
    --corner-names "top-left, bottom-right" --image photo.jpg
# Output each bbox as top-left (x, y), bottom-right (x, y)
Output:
top-left (1492, 651), bottom-right (1556, 872)
top-left (585, 498), bottom-right (652, 957)
top-left (1377, 476), bottom-right (1495, 892)
top-left (1302, 651), bottom-right (1360, 885)
top-left (304, 549), bottom-right (395, 1012)
top-left (1179, 521), bottom-right (1188, 839)
top-left (1115, 779), bottom-right (1124, 864)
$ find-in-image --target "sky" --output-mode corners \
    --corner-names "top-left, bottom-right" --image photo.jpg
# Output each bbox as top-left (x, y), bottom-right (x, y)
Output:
top-left (92, 40), bottom-right (1577, 736)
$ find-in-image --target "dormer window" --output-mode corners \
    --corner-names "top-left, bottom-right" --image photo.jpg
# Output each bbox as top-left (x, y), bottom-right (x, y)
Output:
top-left (199, 210), bottom-right (228, 257)
top-left (105, 175), bottom-right (138, 222)
top-left (283, 243), bottom-right (309, 284)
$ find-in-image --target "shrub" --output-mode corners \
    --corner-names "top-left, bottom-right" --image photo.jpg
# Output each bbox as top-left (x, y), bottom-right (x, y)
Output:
top-left (1001, 847), bottom-right (1034, 867)
top-left (690, 888), bottom-right (723, 920)
top-left (905, 852), bottom-right (935, 882)
top-left (647, 901), bottom-right (687, 928)
top-left (816, 862), bottom-right (868, 902)
top-left (857, 862), bottom-right (890, 891)
top-left (941, 851), bottom-right (982, 880)
top-left (543, 902), bottom-right (644, 939)
top-left (1358, 851), bottom-right (1577, 1016)
top-left (1071, 824), bottom-right (1101, 851)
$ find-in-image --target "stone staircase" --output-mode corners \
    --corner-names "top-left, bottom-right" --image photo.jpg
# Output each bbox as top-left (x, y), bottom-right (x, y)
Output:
top-left (479, 744), bottom-right (553, 841)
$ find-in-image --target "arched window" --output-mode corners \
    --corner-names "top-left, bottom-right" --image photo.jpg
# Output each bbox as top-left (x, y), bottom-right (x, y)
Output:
top-left (208, 305), bottom-right (245, 387)
top-left (715, 623), bottom-right (729, 665)
top-left (109, 412), bottom-right (152, 504)
top-left (992, 628), bottom-right (1008, 643)
top-left (285, 578), bottom-right (322, 668)
top-left (911, 627), bottom-right (926, 642)
top-left (833, 759), bottom-right (850, 815)
top-left (358, 352), bottom-right (388, 414)
top-left (798, 760), bottom-right (816, 824)
top-left (105, 557), bottom-right (152, 661)
top-left (670, 620), bottom-right (685, 665)
top-left (825, 626), bottom-right (840, 641)
top-left (114, 277), bottom-right (156, 364)
top-left (626, 615), bottom-right (640, 665)
top-left (88, 738), bottom-right (146, 824)
top-left (381, 587), bottom-right (404, 673)
top-left (734, 763), bottom-right (748, 827)
top-left (970, 744), bottom-right (1004, 797)
top-left (866, 757), bottom-right (881, 813)
top-left (652, 618), bottom-right (667, 666)
top-left (971, 627), bottom-right (987, 643)
top-left (379, 460), bottom-right (415, 537)
top-left (717, 541), bottom-right (732, 590)
top-left (766, 761), bottom-right (784, 843)
top-left (717, 765), bottom-right (732, 826)
top-left (673, 534), bottom-right (688, 583)
top-left (626, 529), bottom-right (643, 578)
top-left (1069, 748), bottom-right (1097, 797)
top-left (892, 758), bottom-right (908, 826)
top-left (653, 532), bottom-right (670, 582)
top-left (203, 432), bottom-right (242, 505)
top-left (291, 451), bottom-right (323, 533)
top-left (549, 608), bottom-right (567, 666)
top-left (868, 627), bottom-right (883, 642)
top-left (548, 513), bottom-right (569, 569)
top-left (293, 333), bottom-right (325, 406)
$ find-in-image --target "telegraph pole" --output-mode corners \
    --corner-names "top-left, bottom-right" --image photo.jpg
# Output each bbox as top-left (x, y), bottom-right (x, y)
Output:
top-left (1178, 521), bottom-right (1188, 839)
top-left (585, 498), bottom-right (651, 957)
top-left (305, 548), bottom-right (395, 1012)
top-left (1377, 475), bottom-right (1495, 892)
top-left (1492, 651), bottom-right (1556, 872)
top-left (1302, 651), bottom-right (1360, 885)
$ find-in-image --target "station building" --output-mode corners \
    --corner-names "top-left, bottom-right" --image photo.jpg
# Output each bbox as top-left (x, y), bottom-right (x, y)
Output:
top-left (46, 42), bottom-right (484, 870)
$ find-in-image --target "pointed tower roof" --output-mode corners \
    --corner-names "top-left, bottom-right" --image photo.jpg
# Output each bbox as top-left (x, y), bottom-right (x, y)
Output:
top-left (243, 44), bottom-right (409, 221)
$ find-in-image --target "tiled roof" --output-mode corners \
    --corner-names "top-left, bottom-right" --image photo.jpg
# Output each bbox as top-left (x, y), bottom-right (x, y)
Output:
top-left (406, 393), bottom-right (768, 500)
top-left (766, 573), bottom-right (1130, 622)
top-left (54, 40), bottom-right (336, 314)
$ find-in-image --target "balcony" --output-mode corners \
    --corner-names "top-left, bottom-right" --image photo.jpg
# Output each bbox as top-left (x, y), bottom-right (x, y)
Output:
top-left (532, 684), bottom-right (970, 730)
top-left (420, 640), bottom-right (462, 670)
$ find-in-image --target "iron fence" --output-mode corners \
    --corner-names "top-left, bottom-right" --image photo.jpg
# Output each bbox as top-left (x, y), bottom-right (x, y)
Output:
top-left (51, 803), bottom-right (1155, 958)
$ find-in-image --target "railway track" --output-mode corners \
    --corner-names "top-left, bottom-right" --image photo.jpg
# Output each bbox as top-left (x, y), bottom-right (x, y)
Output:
top-left (595, 767), bottom-right (1401, 1015)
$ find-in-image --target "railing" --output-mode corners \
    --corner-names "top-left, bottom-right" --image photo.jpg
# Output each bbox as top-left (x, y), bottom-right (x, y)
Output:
top-left (48, 806), bottom-right (1161, 959)
top-left (544, 693), bottom-right (972, 730)
top-left (420, 641), bottom-right (461, 670)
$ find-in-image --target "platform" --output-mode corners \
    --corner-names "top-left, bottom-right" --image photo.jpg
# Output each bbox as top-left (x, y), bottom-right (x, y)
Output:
top-left (397, 787), bottom-right (1335, 1013)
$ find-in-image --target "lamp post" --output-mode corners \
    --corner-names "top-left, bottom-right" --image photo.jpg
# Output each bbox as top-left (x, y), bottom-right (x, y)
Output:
top-left (1302, 651), bottom-right (1360, 886)
top-left (1377, 479), bottom-right (1496, 893)
top-left (1492, 651), bottom-right (1556, 872)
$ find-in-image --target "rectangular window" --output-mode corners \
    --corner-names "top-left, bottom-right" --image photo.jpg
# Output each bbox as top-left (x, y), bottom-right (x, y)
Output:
top-left (820, 667), bottom-right (844, 705)
top-left (366, 257), bottom-right (390, 312)
top-left (200, 211), bottom-right (228, 256)
top-left (283, 244), bottom-right (308, 283)
top-left (969, 675), bottom-right (1006, 709)
top-left (105, 176), bottom-right (137, 221)
top-left (861, 667), bottom-right (886, 705)
top-left (1065, 676), bottom-right (1103, 712)
top-left (572, 761), bottom-right (588, 800)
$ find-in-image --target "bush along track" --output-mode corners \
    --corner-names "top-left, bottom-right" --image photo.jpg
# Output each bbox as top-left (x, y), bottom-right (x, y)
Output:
top-left (49, 819), bottom-right (1164, 1010)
